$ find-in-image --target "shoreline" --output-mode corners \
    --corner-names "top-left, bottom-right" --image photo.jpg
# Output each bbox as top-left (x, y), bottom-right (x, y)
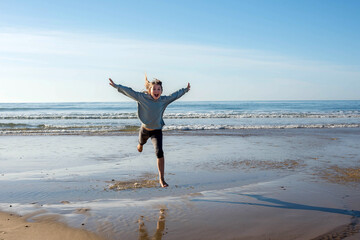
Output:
top-left (1, 125), bottom-right (360, 136)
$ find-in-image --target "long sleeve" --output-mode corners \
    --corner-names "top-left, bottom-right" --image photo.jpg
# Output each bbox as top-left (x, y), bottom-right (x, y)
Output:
top-left (163, 88), bottom-right (188, 105)
top-left (116, 84), bottom-right (143, 102)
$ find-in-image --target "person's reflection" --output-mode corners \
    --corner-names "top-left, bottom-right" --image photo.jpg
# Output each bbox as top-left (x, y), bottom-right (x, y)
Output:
top-left (138, 209), bottom-right (166, 240)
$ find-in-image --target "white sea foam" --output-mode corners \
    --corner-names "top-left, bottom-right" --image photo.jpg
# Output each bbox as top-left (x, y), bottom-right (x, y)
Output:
top-left (164, 124), bottom-right (360, 131)
top-left (1, 112), bottom-right (360, 120)
top-left (1, 123), bottom-right (360, 135)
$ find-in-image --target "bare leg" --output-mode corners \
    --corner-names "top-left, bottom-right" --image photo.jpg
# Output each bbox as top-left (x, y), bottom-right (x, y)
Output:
top-left (157, 157), bottom-right (168, 187)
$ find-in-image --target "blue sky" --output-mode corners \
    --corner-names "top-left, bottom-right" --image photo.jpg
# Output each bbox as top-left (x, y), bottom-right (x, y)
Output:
top-left (0, 0), bottom-right (359, 102)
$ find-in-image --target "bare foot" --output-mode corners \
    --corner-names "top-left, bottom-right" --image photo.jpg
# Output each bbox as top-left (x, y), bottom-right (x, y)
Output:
top-left (159, 178), bottom-right (169, 188)
top-left (137, 144), bottom-right (143, 152)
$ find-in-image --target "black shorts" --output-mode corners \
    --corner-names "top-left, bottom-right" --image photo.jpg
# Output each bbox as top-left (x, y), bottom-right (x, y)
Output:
top-left (138, 126), bottom-right (164, 158)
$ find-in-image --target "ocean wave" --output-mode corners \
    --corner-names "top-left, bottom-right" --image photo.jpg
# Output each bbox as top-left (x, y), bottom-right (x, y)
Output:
top-left (1, 123), bottom-right (360, 135)
top-left (1, 112), bottom-right (360, 120)
top-left (0, 123), bottom-right (29, 128)
top-left (165, 112), bottom-right (360, 119)
top-left (0, 113), bottom-right (138, 120)
top-left (164, 124), bottom-right (360, 130)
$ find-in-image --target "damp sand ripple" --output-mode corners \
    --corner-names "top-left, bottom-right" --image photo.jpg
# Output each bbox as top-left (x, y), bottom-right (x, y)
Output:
top-left (320, 166), bottom-right (360, 184)
top-left (200, 159), bottom-right (306, 172)
top-left (107, 173), bottom-right (158, 191)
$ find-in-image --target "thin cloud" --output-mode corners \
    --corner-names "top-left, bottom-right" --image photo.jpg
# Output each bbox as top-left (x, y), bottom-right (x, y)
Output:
top-left (0, 28), bottom-right (359, 101)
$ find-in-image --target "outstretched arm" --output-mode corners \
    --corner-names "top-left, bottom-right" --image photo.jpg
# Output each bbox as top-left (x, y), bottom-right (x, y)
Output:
top-left (108, 78), bottom-right (143, 101)
top-left (164, 83), bottom-right (191, 105)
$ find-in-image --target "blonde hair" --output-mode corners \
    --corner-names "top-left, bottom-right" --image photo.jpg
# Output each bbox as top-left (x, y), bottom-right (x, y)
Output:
top-left (145, 78), bottom-right (163, 93)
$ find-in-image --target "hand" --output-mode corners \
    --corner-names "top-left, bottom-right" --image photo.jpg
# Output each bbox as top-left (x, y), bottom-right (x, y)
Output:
top-left (187, 83), bottom-right (191, 91)
top-left (109, 78), bottom-right (117, 88)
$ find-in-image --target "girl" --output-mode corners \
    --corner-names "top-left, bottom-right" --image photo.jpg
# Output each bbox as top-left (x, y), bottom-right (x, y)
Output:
top-left (109, 75), bottom-right (190, 188)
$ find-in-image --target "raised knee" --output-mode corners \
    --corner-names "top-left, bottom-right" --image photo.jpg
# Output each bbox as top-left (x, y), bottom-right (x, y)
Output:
top-left (156, 149), bottom-right (164, 158)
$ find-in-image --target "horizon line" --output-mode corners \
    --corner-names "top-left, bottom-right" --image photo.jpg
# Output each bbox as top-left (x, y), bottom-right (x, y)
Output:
top-left (1, 99), bottom-right (359, 104)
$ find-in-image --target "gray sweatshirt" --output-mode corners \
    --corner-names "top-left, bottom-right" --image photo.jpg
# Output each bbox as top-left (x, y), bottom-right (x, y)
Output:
top-left (116, 84), bottom-right (189, 129)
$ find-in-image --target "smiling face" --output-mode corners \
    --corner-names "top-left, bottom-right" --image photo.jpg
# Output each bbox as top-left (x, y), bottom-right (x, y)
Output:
top-left (150, 84), bottom-right (162, 100)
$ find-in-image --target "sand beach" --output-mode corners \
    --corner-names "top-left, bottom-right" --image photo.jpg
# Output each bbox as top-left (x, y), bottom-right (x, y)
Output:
top-left (0, 128), bottom-right (360, 239)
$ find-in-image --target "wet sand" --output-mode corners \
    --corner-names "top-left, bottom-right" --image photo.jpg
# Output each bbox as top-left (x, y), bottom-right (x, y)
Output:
top-left (1, 128), bottom-right (360, 239)
top-left (0, 211), bottom-right (102, 240)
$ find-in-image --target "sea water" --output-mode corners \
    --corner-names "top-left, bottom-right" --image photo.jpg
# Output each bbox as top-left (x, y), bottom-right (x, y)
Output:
top-left (0, 100), bottom-right (359, 135)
